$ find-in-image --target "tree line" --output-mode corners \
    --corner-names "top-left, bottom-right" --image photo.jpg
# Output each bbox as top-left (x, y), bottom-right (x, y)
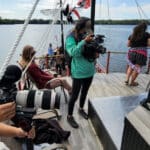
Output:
top-left (0, 17), bottom-right (149, 25)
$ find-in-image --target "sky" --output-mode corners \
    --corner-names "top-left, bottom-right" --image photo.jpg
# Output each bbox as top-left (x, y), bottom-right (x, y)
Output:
top-left (0, 0), bottom-right (150, 20)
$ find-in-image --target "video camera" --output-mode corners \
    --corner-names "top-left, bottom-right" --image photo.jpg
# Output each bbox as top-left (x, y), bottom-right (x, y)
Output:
top-left (0, 64), bottom-right (61, 124)
top-left (0, 64), bottom-right (21, 104)
top-left (0, 66), bottom-right (36, 130)
top-left (12, 106), bottom-right (36, 150)
top-left (0, 85), bottom-right (16, 104)
top-left (0, 65), bottom-right (36, 150)
top-left (82, 34), bottom-right (106, 62)
top-left (0, 85), bottom-right (36, 131)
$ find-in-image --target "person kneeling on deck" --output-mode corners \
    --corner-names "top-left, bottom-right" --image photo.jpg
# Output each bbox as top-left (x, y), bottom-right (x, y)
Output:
top-left (65, 17), bottom-right (98, 128)
top-left (19, 45), bottom-right (72, 94)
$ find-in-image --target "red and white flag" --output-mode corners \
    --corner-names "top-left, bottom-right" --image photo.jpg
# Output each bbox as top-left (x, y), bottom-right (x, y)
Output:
top-left (77, 0), bottom-right (91, 9)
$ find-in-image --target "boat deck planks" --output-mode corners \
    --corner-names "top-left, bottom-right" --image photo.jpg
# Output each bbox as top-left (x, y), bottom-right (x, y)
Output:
top-left (0, 72), bottom-right (149, 150)
top-left (88, 73), bottom-right (150, 99)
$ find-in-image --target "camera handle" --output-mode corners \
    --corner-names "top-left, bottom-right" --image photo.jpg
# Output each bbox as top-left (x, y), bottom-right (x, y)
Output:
top-left (26, 138), bottom-right (34, 150)
top-left (16, 107), bottom-right (36, 150)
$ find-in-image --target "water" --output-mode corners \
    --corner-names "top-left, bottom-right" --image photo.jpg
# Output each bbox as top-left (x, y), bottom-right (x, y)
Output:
top-left (0, 24), bottom-right (149, 72)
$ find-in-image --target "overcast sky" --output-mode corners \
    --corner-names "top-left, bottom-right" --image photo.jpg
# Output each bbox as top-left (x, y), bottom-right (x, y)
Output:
top-left (0, 0), bottom-right (150, 20)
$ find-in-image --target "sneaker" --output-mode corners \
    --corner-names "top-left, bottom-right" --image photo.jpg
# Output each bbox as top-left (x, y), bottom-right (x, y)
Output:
top-left (67, 116), bottom-right (79, 128)
top-left (78, 109), bottom-right (88, 120)
top-left (130, 81), bottom-right (139, 86)
top-left (124, 80), bottom-right (128, 85)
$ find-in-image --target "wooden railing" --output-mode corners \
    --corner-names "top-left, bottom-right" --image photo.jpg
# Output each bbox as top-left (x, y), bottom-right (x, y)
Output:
top-left (104, 50), bottom-right (150, 74)
top-left (35, 54), bottom-right (64, 69)
top-left (105, 51), bottom-right (127, 74)
top-left (35, 52), bottom-right (150, 74)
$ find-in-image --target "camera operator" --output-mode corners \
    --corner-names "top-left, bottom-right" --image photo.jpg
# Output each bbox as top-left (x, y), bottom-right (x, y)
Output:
top-left (0, 65), bottom-right (35, 139)
top-left (65, 17), bottom-right (96, 128)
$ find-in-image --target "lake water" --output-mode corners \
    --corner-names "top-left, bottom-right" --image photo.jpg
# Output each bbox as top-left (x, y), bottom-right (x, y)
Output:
top-left (0, 24), bottom-right (149, 72)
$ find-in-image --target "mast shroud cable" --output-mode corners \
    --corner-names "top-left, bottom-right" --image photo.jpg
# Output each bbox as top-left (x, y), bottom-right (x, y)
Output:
top-left (0, 0), bottom-right (40, 80)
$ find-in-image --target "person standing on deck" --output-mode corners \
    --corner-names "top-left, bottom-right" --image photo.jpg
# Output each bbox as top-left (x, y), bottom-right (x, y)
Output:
top-left (48, 43), bottom-right (54, 68)
top-left (48, 43), bottom-right (54, 56)
top-left (55, 47), bottom-right (63, 75)
top-left (65, 17), bottom-right (95, 128)
top-left (125, 22), bottom-right (150, 86)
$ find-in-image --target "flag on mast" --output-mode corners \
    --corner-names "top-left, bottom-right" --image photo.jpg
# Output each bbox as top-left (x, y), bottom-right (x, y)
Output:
top-left (77, 0), bottom-right (91, 9)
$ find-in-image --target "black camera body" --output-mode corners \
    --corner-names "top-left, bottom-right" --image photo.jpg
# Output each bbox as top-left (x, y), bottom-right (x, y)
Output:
top-left (0, 65), bottom-right (22, 104)
top-left (0, 84), bottom-right (17, 104)
top-left (0, 84), bottom-right (35, 131)
top-left (82, 34), bottom-right (106, 62)
top-left (12, 106), bottom-right (36, 132)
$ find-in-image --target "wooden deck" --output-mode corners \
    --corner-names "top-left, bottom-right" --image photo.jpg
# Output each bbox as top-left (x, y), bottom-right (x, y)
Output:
top-left (88, 72), bottom-right (150, 99)
top-left (0, 72), bottom-right (149, 150)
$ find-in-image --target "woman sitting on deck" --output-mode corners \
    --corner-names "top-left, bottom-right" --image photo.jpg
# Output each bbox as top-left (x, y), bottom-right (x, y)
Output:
top-left (19, 45), bottom-right (72, 94)
top-left (126, 22), bottom-right (150, 86)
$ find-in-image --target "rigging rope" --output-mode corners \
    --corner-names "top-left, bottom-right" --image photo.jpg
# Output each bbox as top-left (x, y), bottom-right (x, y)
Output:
top-left (134, 0), bottom-right (142, 19)
top-left (36, 0), bottom-right (68, 54)
top-left (106, 0), bottom-right (110, 20)
top-left (134, 0), bottom-right (150, 21)
top-left (21, 0), bottom-right (67, 78)
top-left (0, 0), bottom-right (40, 80)
top-left (35, 8), bottom-right (61, 54)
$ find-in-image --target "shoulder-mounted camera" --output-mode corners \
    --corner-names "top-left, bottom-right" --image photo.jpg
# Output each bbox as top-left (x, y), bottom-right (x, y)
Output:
top-left (82, 34), bottom-right (107, 62)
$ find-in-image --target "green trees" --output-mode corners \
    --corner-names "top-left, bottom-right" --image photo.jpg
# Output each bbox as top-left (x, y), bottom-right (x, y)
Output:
top-left (0, 18), bottom-right (149, 25)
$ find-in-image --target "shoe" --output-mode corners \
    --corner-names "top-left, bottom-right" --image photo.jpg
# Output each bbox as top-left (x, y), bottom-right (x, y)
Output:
top-left (78, 109), bottom-right (88, 120)
top-left (130, 82), bottom-right (139, 86)
top-left (67, 116), bottom-right (79, 128)
top-left (125, 80), bottom-right (129, 85)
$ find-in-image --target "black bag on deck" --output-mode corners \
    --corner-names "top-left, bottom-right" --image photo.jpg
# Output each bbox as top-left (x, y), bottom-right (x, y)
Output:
top-left (33, 119), bottom-right (71, 144)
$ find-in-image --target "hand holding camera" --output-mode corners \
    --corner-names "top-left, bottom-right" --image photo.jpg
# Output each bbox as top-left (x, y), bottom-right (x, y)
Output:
top-left (84, 34), bottom-right (94, 42)
top-left (0, 102), bottom-right (16, 121)
top-left (15, 126), bottom-right (35, 139)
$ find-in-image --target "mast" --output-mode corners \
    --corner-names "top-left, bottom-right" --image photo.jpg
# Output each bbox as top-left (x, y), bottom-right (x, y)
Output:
top-left (91, 0), bottom-right (96, 32)
top-left (60, 0), bottom-right (64, 51)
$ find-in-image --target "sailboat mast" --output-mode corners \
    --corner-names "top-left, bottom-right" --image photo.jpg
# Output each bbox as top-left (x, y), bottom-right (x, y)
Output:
top-left (91, 0), bottom-right (96, 32)
top-left (60, 0), bottom-right (64, 50)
